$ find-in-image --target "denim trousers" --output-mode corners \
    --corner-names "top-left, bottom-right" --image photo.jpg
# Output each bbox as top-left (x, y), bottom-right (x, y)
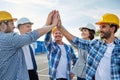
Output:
top-left (77, 77), bottom-right (85, 80)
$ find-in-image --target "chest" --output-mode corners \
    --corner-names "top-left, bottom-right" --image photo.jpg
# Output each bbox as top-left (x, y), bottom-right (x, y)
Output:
top-left (88, 43), bottom-right (120, 65)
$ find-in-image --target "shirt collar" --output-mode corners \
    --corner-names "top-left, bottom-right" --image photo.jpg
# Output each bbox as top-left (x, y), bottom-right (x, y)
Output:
top-left (113, 37), bottom-right (120, 45)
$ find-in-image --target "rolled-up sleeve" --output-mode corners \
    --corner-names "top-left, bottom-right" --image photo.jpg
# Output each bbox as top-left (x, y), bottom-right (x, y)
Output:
top-left (44, 31), bottom-right (53, 52)
top-left (11, 30), bottom-right (40, 48)
top-left (71, 36), bottom-right (90, 51)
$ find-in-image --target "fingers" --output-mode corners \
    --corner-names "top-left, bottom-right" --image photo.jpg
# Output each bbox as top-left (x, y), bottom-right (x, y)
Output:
top-left (57, 13), bottom-right (62, 28)
top-left (46, 10), bottom-right (61, 27)
top-left (49, 10), bottom-right (56, 17)
top-left (46, 10), bottom-right (56, 26)
top-left (53, 10), bottom-right (59, 17)
top-left (51, 11), bottom-right (59, 27)
top-left (57, 19), bottom-right (61, 27)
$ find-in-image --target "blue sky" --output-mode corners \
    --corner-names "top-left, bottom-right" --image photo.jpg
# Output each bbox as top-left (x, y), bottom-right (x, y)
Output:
top-left (0, 0), bottom-right (120, 43)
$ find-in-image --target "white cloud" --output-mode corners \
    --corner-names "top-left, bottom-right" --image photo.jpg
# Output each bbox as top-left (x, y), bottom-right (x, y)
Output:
top-left (5, 0), bottom-right (58, 7)
top-left (1, 0), bottom-right (120, 42)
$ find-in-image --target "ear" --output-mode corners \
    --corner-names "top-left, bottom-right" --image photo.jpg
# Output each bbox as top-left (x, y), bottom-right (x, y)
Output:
top-left (110, 26), bottom-right (115, 33)
top-left (18, 25), bottom-right (24, 30)
top-left (0, 22), bottom-right (7, 32)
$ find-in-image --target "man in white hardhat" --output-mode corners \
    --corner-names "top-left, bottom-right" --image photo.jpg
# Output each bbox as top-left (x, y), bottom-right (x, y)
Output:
top-left (17, 17), bottom-right (39, 80)
top-left (17, 17), bottom-right (33, 28)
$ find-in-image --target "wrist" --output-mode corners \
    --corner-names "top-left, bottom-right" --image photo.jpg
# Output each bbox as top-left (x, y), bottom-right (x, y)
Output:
top-left (58, 25), bottom-right (62, 29)
top-left (50, 24), bottom-right (56, 28)
top-left (46, 21), bottom-right (52, 26)
top-left (45, 23), bottom-right (49, 26)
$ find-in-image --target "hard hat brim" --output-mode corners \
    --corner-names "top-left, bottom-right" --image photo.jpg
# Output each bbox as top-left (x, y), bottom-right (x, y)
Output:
top-left (20, 22), bottom-right (33, 25)
top-left (0, 18), bottom-right (17, 22)
top-left (8, 18), bottom-right (17, 22)
top-left (96, 21), bottom-right (120, 28)
top-left (96, 21), bottom-right (108, 25)
top-left (79, 27), bottom-right (86, 31)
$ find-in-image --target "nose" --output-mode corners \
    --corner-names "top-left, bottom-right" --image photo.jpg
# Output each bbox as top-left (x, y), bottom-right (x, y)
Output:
top-left (30, 28), bottom-right (32, 31)
top-left (100, 28), bottom-right (103, 31)
top-left (99, 26), bottom-right (103, 31)
top-left (13, 26), bottom-right (15, 29)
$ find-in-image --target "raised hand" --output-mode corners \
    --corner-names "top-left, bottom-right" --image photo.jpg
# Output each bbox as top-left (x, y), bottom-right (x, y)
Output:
top-left (46, 10), bottom-right (56, 26)
top-left (51, 11), bottom-right (59, 27)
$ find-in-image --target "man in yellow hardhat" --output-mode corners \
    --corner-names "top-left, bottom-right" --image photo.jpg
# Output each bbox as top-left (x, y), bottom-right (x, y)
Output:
top-left (57, 12), bottom-right (120, 80)
top-left (44, 26), bottom-right (77, 80)
top-left (0, 10), bottom-right (59, 80)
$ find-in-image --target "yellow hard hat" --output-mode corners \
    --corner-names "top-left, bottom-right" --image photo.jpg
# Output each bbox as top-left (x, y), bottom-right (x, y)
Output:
top-left (52, 26), bottom-right (58, 34)
top-left (96, 13), bottom-right (119, 27)
top-left (0, 11), bottom-right (17, 22)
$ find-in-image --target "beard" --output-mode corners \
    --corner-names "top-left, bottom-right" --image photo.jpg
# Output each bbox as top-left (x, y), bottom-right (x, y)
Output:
top-left (100, 31), bottom-right (111, 39)
top-left (4, 25), bottom-right (14, 33)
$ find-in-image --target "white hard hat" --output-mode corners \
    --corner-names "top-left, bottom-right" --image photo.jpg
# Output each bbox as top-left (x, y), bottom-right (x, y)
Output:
top-left (17, 17), bottom-right (33, 28)
top-left (79, 23), bottom-right (96, 31)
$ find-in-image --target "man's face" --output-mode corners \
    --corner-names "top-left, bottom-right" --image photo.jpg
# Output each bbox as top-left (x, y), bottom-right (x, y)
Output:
top-left (53, 30), bottom-right (63, 42)
top-left (4, 20), bottom-right (15, 33)
top-left (99, 23), bottom-right (112, 39)
top-left (19, 23), bottom-right (32, 34)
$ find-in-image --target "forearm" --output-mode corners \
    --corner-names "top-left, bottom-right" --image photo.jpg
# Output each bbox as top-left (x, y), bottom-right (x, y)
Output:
top-left (36, 25), bottom-right (54, 37)
top-left (12, 31), bottom-right (39, 48)
top-left (58, 26), bottom-right (74, 41)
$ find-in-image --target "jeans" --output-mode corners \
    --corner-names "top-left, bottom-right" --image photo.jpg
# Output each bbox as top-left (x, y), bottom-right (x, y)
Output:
top-left (77, 77), bottom-right (85, 80)
top-left (28, 70), bottom-right (39, 80)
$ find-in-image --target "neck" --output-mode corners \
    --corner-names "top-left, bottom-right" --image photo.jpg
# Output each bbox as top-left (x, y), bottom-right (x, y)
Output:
top-left (105, 35), bottom-right (115, 44)
top-left (83, 38), bottom-right (90, 40)
top-left (55, 40), bottom-right (63, 45)
top-left (20, 31), bottom-right (25, 34)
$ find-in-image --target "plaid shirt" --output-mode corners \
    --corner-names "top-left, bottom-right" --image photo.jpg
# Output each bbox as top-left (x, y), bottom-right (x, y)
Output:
top-left (44, 31), bottom-right (77, 80)
top-left (71, 37), bottom-right (120, 80)
top-left (0, 31), bottom-right (39, 80)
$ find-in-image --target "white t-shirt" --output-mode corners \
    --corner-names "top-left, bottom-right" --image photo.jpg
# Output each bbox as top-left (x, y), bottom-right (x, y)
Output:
top-left (22, 45), bottom-right (35, 70)
top-left (95, 42), bottom-right (115, 80)
top-left (56, 44), bottom-right (68, 79)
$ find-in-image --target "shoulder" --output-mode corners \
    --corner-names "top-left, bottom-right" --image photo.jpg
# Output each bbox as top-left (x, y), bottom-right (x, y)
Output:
top-left (64, 43), bottom-right (71, 47)
top-left (64, 43), bottom-right (74, 51)
top-left (90, 39), bottom-right (102, 45)
top-left (114, 37), bottom-right (120, 46)
top-left (1, 32), bottom-right (18, 40)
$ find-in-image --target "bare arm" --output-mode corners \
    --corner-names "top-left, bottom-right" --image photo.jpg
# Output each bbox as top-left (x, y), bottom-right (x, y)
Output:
top-left (58, 25), bottom-right (74, 41)
top-left (36, 25), bottom-right (54, 37)
top-left (57, 15), bottom-right (74, 41)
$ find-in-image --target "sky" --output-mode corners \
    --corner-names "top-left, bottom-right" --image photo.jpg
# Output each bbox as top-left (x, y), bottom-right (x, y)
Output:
top-left (0, 0), bottom-right (120, 44)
